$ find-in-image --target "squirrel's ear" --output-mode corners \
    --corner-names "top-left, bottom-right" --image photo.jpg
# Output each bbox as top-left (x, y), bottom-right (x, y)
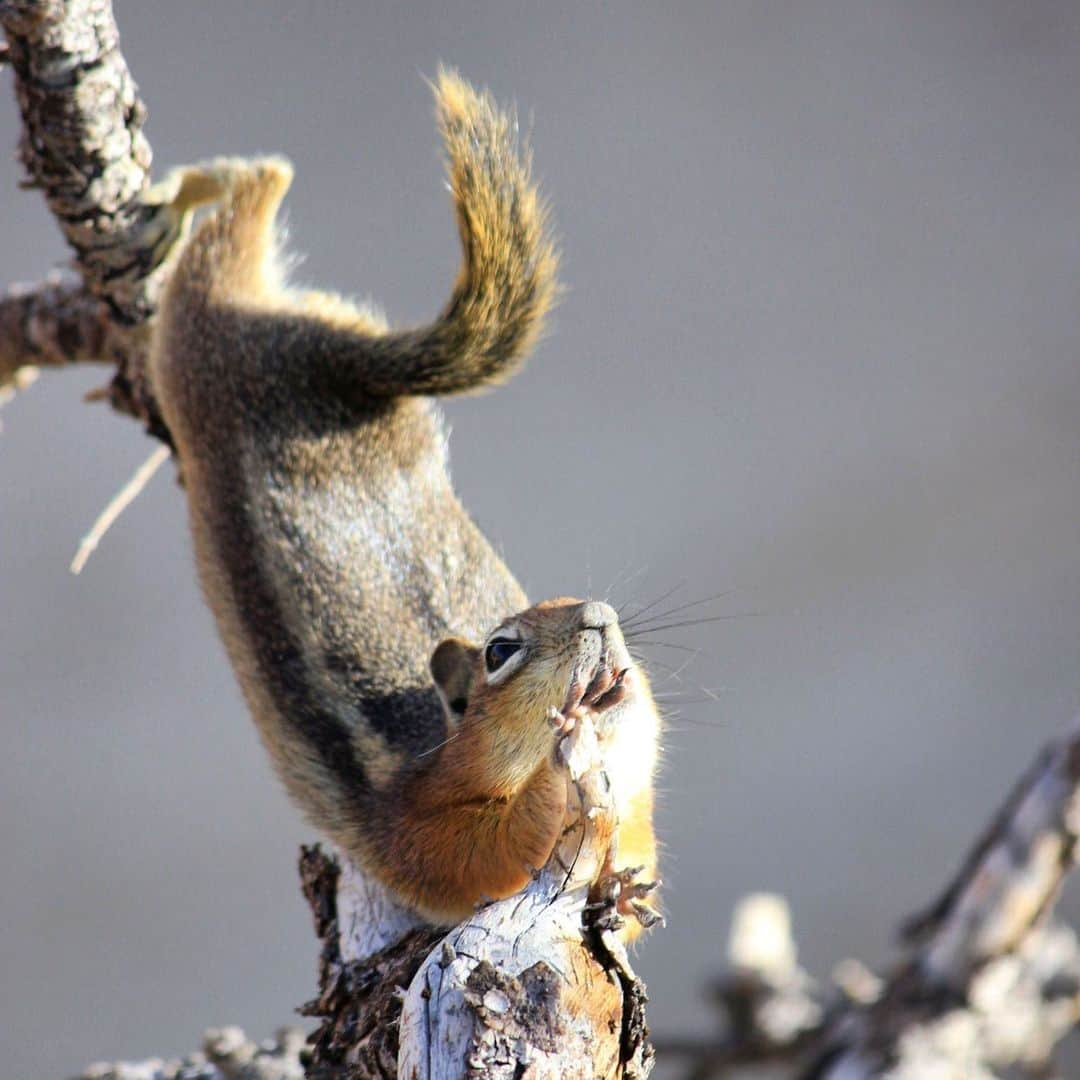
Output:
top-left (430, 637), bottom-right (479, 721)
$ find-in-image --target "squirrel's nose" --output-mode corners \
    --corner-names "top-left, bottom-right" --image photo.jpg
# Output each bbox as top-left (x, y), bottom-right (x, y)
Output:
top-left (579, 601), bottom-right (618, 631)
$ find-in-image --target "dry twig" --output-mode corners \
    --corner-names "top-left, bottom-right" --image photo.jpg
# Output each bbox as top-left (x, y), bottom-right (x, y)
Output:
top-left (69, 443), bottom-right (171, 573)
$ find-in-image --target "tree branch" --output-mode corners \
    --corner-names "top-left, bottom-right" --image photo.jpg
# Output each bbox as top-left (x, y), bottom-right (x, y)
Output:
top-left (0, 0), bottom-right (177, 434)
top-left (663, 716), bottom-right (1080, 1078)
top-left (0, 276), bottom-right (112, 382)
top-left (815, 714), bottom-right (1080, 1077)
top-left (1, 0), bottom-right (152, 320)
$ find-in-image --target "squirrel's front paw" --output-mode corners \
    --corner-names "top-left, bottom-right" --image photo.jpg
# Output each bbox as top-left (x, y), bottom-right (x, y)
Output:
top-left (551, 707), bottom-right (605, 786)
top-left (587, 864), bottom-right (664, 933)
top-left (546, 704), bottom-right (577, 737)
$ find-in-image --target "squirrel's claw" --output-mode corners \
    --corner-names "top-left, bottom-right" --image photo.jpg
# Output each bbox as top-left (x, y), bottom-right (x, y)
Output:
top-left (585, 902), bottom-right (626, 935)
top-left (588, 864), bottom-right (665, 932)
top-left (629, 897), bottom-right (665, 930)
top-left (546, 704), bottom-right (577, 736)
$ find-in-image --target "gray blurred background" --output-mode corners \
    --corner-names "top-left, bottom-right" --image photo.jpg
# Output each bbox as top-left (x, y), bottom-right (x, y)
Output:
top-left (2, 2), bottom-right (1079, 1077)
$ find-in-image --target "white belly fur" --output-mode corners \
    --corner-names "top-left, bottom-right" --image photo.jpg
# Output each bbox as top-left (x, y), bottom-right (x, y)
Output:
top-left (602, 697), bottom-right (659, 822)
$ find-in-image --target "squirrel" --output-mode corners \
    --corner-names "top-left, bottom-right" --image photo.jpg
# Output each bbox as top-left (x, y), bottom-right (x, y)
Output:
top-left (146, 70), bottom-right (660, 935)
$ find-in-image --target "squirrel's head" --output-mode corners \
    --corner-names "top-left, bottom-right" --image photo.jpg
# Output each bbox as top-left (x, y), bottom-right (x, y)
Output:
top-left (429, 598), bottom-right (654, 792)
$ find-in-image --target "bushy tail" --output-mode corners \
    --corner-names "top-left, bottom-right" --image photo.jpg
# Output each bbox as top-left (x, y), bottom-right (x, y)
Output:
top-left (156, 71), bottom-right (558, 400)
top-left (361, 68), bottom-right (560, 396)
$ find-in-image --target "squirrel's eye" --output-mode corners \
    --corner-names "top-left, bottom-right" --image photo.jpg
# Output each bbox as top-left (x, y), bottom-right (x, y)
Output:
top-left (485, 637), bottom-right (522, 673)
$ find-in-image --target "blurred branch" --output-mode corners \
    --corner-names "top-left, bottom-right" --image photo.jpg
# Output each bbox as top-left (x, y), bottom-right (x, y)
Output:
top-left (0, 275), bottom-right (114, 385)
top-left (662, 716), bottom-right (1080, 1078)
top-left (78, 1026), bottom-right (306, 1080)
top-left (654, 894), bottom-right (829, 1076)
top-left (814, 715), bottom-right (1080, 1077)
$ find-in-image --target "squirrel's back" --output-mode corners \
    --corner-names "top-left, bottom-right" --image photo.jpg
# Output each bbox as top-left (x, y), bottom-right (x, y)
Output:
top-left (148, 71), bottom-right (556, 854)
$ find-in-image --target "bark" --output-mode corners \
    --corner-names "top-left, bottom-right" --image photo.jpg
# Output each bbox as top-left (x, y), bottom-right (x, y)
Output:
top-left (0, 0), bottom-right (173, 436)
top-left (0, 275), bottom-right (114, 384)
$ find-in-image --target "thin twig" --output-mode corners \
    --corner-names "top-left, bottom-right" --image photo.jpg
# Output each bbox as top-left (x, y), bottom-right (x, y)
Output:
top-left (70, 444), bottom-right (170, 574)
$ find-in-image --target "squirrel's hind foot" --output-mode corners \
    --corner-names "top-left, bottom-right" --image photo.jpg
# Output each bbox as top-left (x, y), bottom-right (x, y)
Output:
top-left (587, 863), bottom-right (664, 934)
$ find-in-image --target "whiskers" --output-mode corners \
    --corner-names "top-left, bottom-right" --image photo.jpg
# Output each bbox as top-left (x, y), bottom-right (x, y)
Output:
top-left (621, 587), bottom-right (767, 638)
top-left (415, 728), bottom-right (463, 760)
top-left (628, 646), bottom-right (731, 730)
top-left (613, 583), bottom-right (766, 732)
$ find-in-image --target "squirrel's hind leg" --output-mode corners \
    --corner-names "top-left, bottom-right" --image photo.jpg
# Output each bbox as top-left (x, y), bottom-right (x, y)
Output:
top-left (152, 157), bottom-right (295, 303)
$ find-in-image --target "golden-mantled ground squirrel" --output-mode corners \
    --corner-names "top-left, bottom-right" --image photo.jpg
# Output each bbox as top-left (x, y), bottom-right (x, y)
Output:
top-left (147, 71), bottom-right (660, 935)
